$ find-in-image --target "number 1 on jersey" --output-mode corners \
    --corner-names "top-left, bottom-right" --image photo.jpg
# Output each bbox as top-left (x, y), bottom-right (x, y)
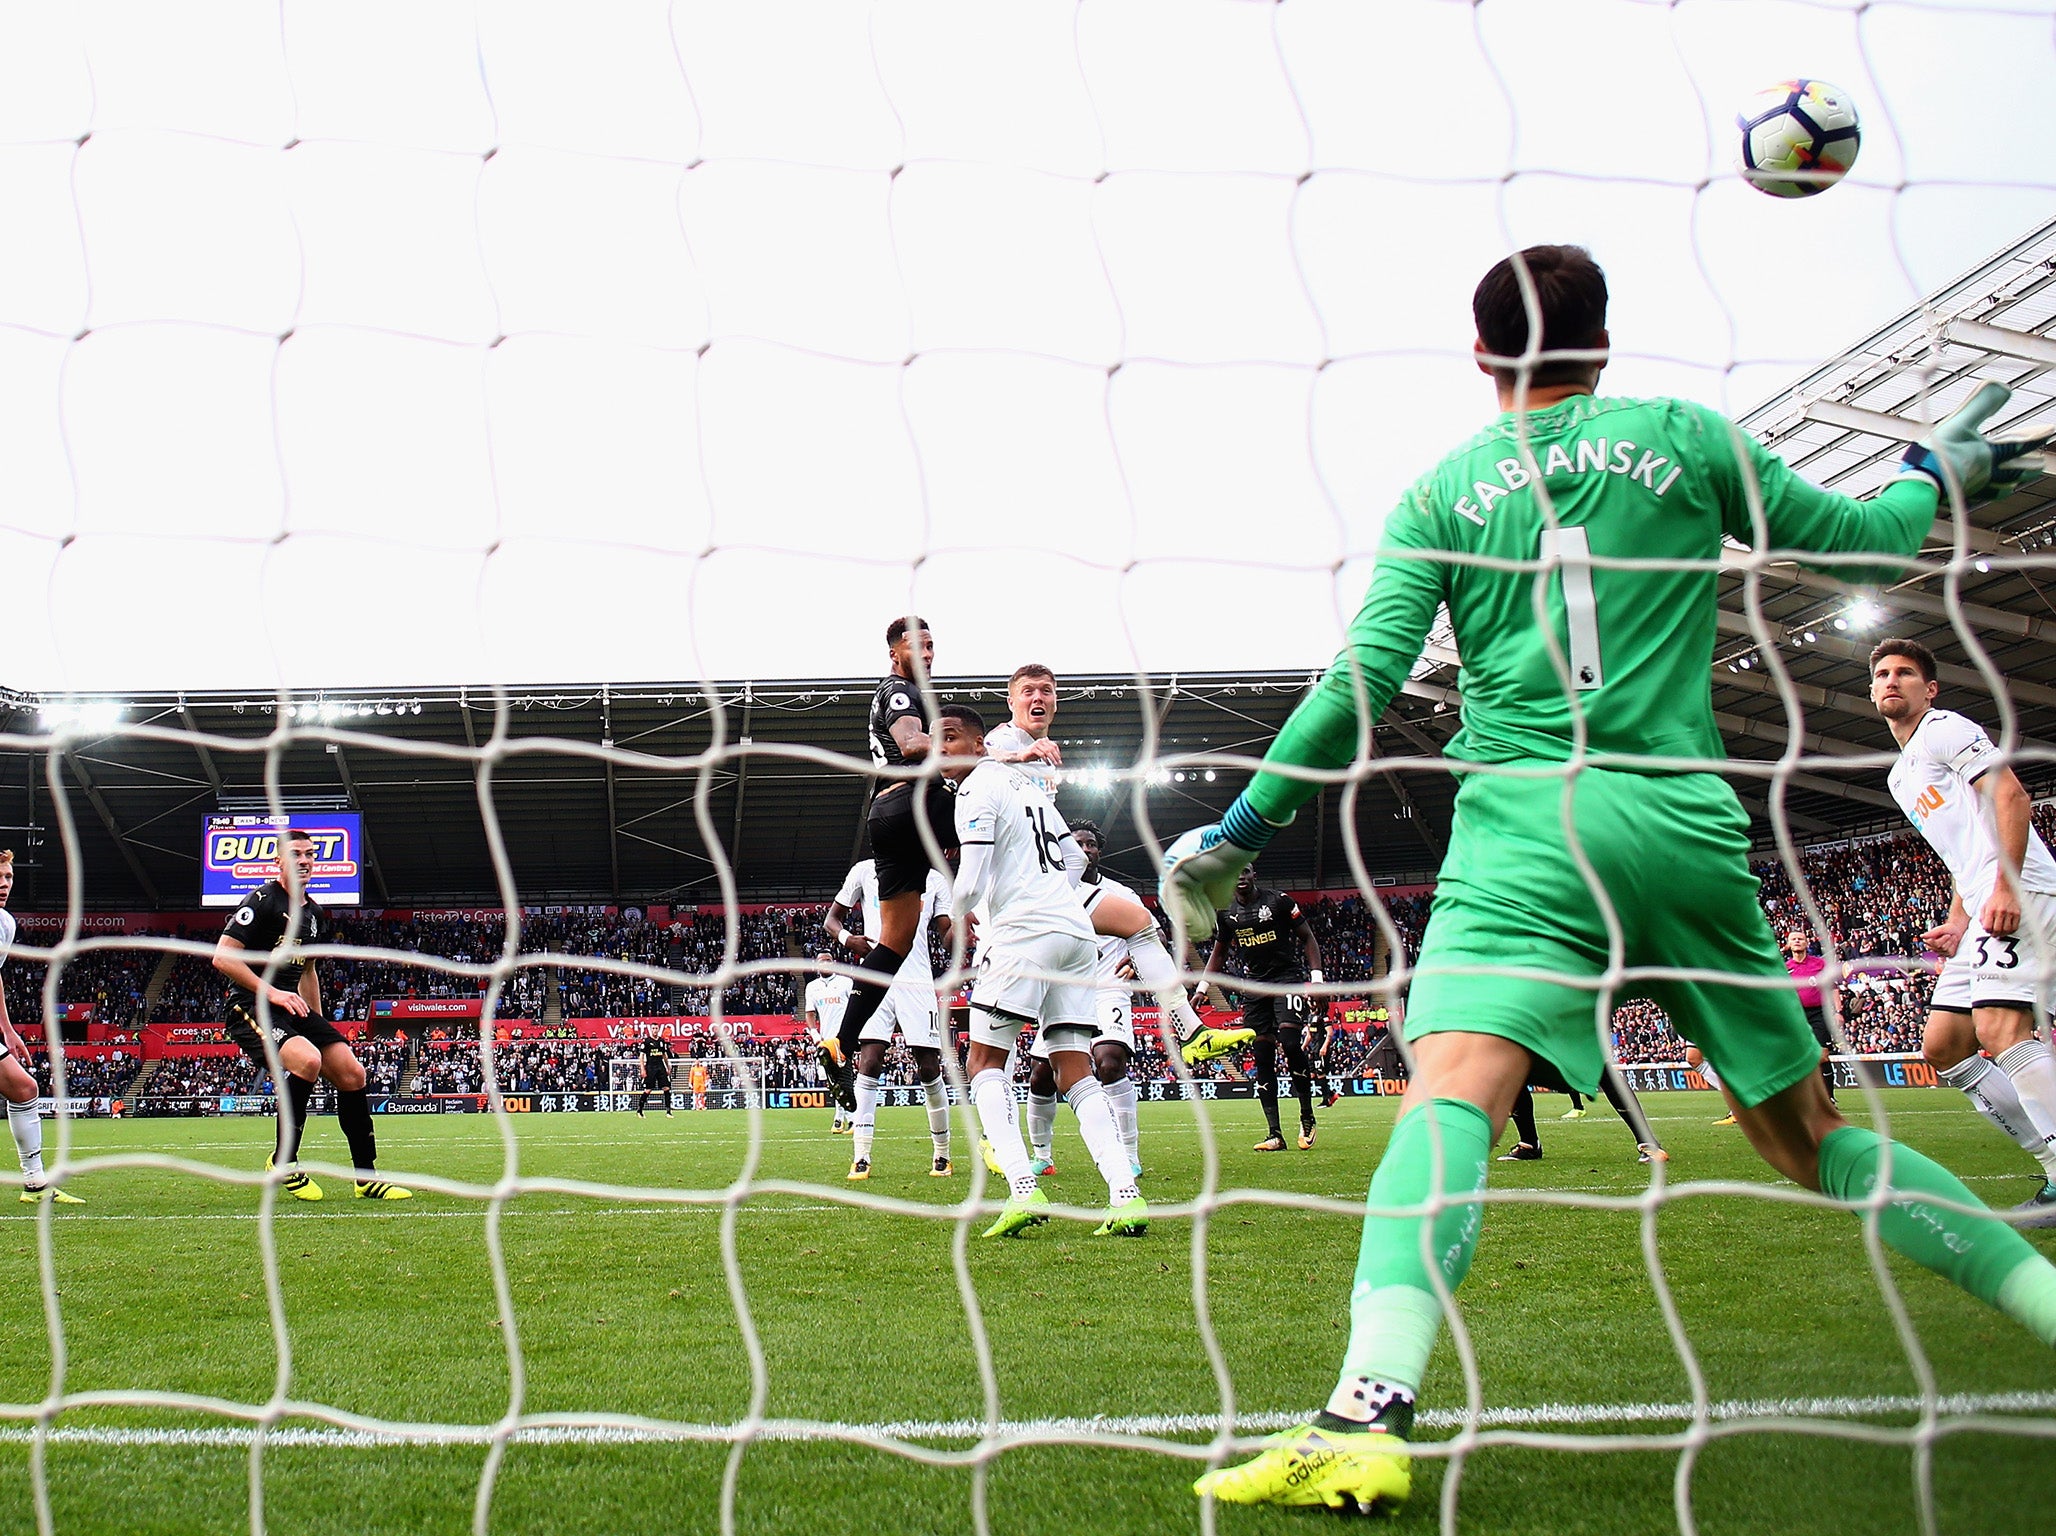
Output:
top-left (1539, 525), bottom-right (1604, 690)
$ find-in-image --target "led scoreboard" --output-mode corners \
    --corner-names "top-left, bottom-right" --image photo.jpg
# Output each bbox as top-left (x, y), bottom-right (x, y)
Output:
top-left (201, 814), bottom-right (364, 908)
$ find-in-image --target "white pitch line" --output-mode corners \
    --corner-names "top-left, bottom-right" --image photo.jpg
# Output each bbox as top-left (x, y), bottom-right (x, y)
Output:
top-left (0, 1391), bottom-right (2049, 1450)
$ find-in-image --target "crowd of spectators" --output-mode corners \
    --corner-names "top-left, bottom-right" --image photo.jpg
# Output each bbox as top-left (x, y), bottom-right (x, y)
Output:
top-left (142, 1056), bottom-right (271, 1098)
top-left (1, 941), bottom-right (165, 1027)
top-left (19, 1053), bottom-right (141, 1098)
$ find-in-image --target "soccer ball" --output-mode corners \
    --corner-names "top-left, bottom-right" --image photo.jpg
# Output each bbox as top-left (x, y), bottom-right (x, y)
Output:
top-left (1736, 79), bottom-right (1861, 198)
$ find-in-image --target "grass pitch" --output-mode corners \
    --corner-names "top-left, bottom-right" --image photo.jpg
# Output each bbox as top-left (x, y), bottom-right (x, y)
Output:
top-left (0, 1089), bottom-right (2047, 1535)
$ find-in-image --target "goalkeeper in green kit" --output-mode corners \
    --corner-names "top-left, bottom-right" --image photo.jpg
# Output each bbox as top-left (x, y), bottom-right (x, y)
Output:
top-left (1167, 245), bottom-right (2056, 1516)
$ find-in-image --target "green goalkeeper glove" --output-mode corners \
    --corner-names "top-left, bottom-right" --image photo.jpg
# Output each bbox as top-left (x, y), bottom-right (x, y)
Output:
top-left (1160, 795), bottom-right (1288, 944)
top-left (1899, 381), bottom-right (2052, 504)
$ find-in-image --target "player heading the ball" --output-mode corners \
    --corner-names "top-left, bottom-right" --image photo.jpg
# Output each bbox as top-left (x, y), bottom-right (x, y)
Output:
top-left (1167, 244), bottom-right (2056, 1516)
top-left (817, 616), bottom-right (958, 1111)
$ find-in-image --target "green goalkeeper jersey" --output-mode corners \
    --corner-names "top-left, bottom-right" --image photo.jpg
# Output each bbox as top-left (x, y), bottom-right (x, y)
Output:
top-left (1245, 393), bottom-right (1938, 824)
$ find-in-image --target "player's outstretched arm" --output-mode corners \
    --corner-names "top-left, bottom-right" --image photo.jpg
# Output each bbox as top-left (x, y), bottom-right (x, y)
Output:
top-left (1899, 381), bottom-right (2053, 507)
top-left (1162, 508), bottom-right (1444, 942)
top-left (1723, 383), bottom-right (2045, 575)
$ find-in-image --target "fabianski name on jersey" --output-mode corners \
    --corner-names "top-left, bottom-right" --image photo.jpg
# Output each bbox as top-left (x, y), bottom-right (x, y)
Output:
top-left (1444, 437), bottom-right (1686, 527)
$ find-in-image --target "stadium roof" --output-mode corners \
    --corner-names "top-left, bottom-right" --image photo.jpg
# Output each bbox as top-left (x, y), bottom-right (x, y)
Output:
top-left (8, 218), bottom-right (2056, 914)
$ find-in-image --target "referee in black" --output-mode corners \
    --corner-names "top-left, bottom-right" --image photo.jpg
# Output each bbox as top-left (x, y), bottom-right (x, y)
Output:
top-left (635, 1034), bottom-right (674, 1117)
top-left (816, 615), bottom-right (959, 1108)
top-left (1200, 867), bottom-right (1327, 1151)
top-left (211, 827), bottom-right (410, 1201)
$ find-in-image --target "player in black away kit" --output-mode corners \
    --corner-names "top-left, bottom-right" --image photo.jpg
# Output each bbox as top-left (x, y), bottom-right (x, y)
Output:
top-left (211, 828), bottom-right (410, 1201)
top-left (817, 615), bottom-right (960, 1109)
top-left (1200, 868), bottom-right (1327, 1151)
top-left (635, 1035), bottom-right (673, 1118)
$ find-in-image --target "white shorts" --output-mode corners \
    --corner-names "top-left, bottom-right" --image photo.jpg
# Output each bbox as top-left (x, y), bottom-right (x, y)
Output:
top-left (858, 980), bottom-right (941, 1050)
top-left (1029, 987), bottom-right (1134, 1060)
top-left (969, 931), bottom-right (1098, 1051)
top-left (1931, 892), bottom-right (2056, 1015)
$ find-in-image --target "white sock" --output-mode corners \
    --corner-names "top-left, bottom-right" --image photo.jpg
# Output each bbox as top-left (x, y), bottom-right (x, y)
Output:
top-left (1940, 1055), bottom-right (2056, 1177)
top-left (1126, 931), bottom-right (1202, 1039)
top-left (1066, 1077), bottom-right (1139, 1206)
top-left (1103, 1074), bottom-right (1139, 1162)
top-left (1993, 1040), bottom-right (2056, 1175)
top-left (971, 1069), bottom-right (1038, 1200)
top-left (1699, 1059), bottom-right (1723, 1091)
top-left (1027, 1090), bottom-right (1058, 1162)
top-left (7, 1098), bottom-right (44, 1183)
top-left (854, 1074), bottom-right (880, 1163)
top-left (922, 1076), bottom-right (951, 1156)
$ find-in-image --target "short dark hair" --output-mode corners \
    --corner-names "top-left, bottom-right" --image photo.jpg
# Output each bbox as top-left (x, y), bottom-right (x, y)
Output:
top-left (1473, 245), bottom-right (1609, 387)
top-left (937, 703), bottom-right (985, 733)
top-left (1869, 637), bottom-right (1937, 682)
top-left (1009, 663), bottom-right (1055, 690)
top-left (285, 828), bottom-right (315, 845)
top-left (885, 615), bottom-right (931, 648)
top-left (1068, 818), bottom-right (1100, 841)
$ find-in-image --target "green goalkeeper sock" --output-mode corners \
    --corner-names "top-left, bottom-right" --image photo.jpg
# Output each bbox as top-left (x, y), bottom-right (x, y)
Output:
top-left (1334, 1098), bottom-right (1493, 1396)
top-left (1818, 1125), bottom-right (2056, 1347)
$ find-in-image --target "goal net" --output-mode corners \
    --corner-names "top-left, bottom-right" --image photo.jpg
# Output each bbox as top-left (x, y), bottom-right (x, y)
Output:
top-left (1, 3), bottom-right (2054, 1534)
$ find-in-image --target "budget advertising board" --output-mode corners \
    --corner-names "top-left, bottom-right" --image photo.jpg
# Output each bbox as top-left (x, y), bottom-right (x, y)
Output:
top-left (201, 814), bottom-right (364, 908)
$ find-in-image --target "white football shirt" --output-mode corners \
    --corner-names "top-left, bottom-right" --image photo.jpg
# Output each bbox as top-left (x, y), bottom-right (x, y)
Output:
top-left (952, 759), bottom-right (1094, 946)
top-left (985, 721), bottom-right (1061, 800)
top-left (0, 908), bottom-right (14, 972)
top-left (834, 859), bottom-right (947, 985)
top-left (803, 974), bottom-right (853, 1035)
top-left (1889, 707), bottom-right (2056, 911)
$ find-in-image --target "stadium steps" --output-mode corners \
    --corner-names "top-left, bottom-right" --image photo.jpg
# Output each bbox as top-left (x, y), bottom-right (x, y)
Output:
top-left (127, 1060), bottom-right (163, 1097)
top-left (542, 969), bottom-right (563, 1029)
top-left (396, 1035), bottom-right (423, 1093)
top-left (140, 950), bottom-right (179, 1020)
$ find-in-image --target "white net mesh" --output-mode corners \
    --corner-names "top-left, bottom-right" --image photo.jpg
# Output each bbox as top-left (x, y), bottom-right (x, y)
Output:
top-left (3, 2), bottom-right (2056, 1533)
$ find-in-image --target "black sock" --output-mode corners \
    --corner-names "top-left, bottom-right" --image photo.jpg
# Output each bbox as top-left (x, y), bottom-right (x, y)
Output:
top-left (1598, 1071), bottom-right (1657, 1146)
top-left (1292, 1074), bottom-right (1314, 1124)
top-left (336, 1089), bottom-right (377, 1176)
top-left (1566, 1089), bottom-right (1585, 1110)
top-left (277, 1074), bottom-right (314, 1166)
top-left (1254, 1038), bottom-right (1283, 1136)
top-left (1510, 1084), bottom-right (1539, 1148)
top-left (835, 946), bottom-right (907, 1057)
top-left (1820, 1057), bottom-right (1837, 1100)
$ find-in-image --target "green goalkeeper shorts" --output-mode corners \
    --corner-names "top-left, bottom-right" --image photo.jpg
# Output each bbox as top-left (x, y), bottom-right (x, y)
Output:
top-left (1404, 767), bottom-right (1819, 1109)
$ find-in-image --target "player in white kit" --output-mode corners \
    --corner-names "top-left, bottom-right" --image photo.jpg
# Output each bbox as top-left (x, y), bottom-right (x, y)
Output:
top-left (0, 850), bottom-right (81, 1204)
top-left (803, 953), bottom-right (855, 1135)
top-left (986, 665), bottom-right (1252, 1069)
top-left (1019, 819), bottom-right (1152, 1176)
top-left (937, 705), bottom-right (1148, 1238)
top-left (826, 862), bottom-right (954, 1179)
top-left (1871, 639), bottom-right (2056, 1224)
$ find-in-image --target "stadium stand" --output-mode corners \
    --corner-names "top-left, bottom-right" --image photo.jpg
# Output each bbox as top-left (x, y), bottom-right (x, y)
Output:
top-left (46, 804), bottom-right (2049, 1109)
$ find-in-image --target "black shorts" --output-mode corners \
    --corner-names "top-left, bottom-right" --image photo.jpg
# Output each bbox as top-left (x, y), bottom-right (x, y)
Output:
top-left (643, 1072), bottom-right (671, 1090)
top-left (1802, 1004), bottom-right (1832, 1049)
top-left (225, 998), bottom-right (349, 1064)
top-left (1240, 991), bottom-right (1311, 1036)
top-left (868, 780), bottom-right (960, 901)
